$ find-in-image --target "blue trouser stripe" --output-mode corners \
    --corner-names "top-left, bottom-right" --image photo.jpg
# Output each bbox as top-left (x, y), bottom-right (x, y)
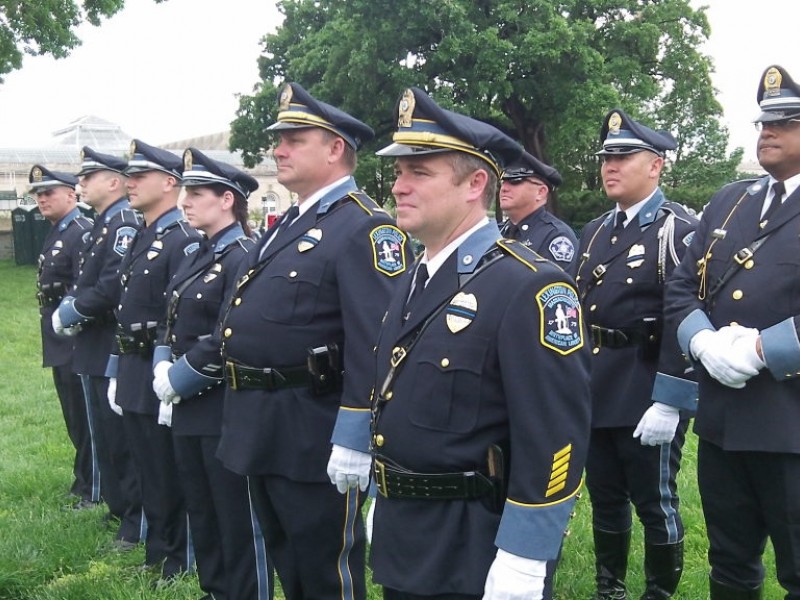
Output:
top-left (79, 374), bottom-right (101, 502)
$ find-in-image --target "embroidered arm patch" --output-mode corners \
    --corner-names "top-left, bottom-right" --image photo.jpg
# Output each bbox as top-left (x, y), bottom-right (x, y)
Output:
top-left (536, 283), bottom-right (584, 355)
top-left (370, 225), bottom-right (407, 276)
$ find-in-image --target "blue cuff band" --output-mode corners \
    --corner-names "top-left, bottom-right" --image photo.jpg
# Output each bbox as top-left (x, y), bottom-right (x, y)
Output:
top-left (58, 296), bottom-right (88, 327)
top-left (496, 494), bottom-right (577, 560)
top-left (677, 309), bottom-right (714, 356)
top-left (651, 372), bottom-right (698, 412)
top-left (331, 408), bottom-right (372, 452)
top-left (153, 345), bottom-right (172, 366)
top-left (762, 317), bottom-right (800, 381)
top-left (105, 354), bottom-right (119, 378)
top-left (169, 355), bottom-right (220, 398)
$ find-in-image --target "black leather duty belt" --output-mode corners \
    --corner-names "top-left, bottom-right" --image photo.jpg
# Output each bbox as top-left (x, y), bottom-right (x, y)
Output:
top-left (116, 329), bottom-right (156, 355)
top-left (37, 292), bottom-right (64, 308)
top-left (373, 458), bottom-right (495, 501)
top-left (225, 360), bottom-right (310, 392)
top-left (590, 324), bottom-right (658, 349)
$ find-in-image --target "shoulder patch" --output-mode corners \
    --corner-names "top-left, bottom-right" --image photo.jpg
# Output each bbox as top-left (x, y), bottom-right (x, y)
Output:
top-left (496, 238), bottom-right (541, 271)
top-left (348, 191), bottom-right (381, 216)
top-left (548, 235), bottom-right (575, 263)
top-left (536, 283), bottom-right (584, 356)
top-left (682, 231), bottom-right (695, 247)
top-left (370, 225), bottom-right (407, 276)
top-left (184, 242), bottom-right (200, 256)
top-left (113, 226), bottom-right (137, 256)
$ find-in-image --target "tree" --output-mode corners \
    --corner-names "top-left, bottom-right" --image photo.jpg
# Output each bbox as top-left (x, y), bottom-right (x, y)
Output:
top-left (0, 1), bottom-right (166, 82)
top-left (230, 0), bottom-right (741, 225)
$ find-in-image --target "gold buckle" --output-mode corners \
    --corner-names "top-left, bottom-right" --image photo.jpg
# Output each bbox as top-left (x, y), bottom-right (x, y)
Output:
top-left (225, 361), bottom-right (239, 391)
top-left (390, 347), bottom-right (407, 368)
top-left (734, 248), bottom-right (753, 265)
top-left (592, 264), bottom-right (606, 280)
top-left (374, 460), bottom-right (388, 497)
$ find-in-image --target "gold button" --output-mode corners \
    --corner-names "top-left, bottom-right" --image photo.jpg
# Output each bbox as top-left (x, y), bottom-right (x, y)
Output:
top-left (374, 434), bottom-right (385, 447)
top-left (732, 290), bottom-right (743, 300)
top-left (441, 358), bottom-right (450, 368)
top-left (234, 297), bottom-right (242, 306)
top-left (593, 347), bottom-right (600, 354)
top-left (730, 321), bottom-right (739, 327)
top-left (744, 260), bottom-right (754, 270)
top-left (385, 390), bottom-right (393, 400)
top-left (224, 328), bottom-right (232, 338)
top-left (590, 304), bottom-right (596, 311)
top-left (289, 271), bottom-right (297, 278)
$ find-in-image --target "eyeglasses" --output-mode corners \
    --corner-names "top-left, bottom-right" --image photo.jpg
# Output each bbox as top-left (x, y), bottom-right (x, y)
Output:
top-left (754, 118), bottom-right (800, 132)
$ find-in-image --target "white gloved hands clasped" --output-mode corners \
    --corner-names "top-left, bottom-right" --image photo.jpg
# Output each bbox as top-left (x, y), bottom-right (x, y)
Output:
top-left (690, 326), bottom-right (762, 389)
top-left (51, 310), bottom-right (80, 337)
top-left (153, 361), bottom-right (181, 405)
top-left (157, 401), bottom-right (173, 427)
top-left (633, 402), bottom-right (680, 446)
top-left (483, 549), bottom-right (546, 600)
top-left (107, 377), bottom-right (122, 416)
top-left (326, 444), bottom-right (372, 494)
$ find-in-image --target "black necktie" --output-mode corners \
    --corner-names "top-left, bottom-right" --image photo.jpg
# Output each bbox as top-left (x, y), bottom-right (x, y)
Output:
top-left (504, 222), bottom-right (520, 239)
top-left (763, 181), bottom-right (785, 223)
top-left (614, 211), bottom-right (627, 231)
top-left (403, 263), bottom-right (429, 321)
top-left (280, 205), bottom-right (300, 232)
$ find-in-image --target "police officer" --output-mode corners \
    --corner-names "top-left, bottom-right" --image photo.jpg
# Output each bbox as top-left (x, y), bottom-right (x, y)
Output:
top-left (54, 148), bottom-right (145, 547)
top-left (573, 110), bottom-right (698, 600)
top-left (665, 65), bottom-right (800, 599)
top-left (369, 87), bottom-right (592, 600)
top-left (216, 82), bottom-right (411, 600)
top-left (499, 151), bottom-right (577, 268)
top-left (32, 165), bottom-right (97, 508)
top-left (106, 139), bottom-right (200, 579)
top-left (151, 148), bottom-right (272, 600)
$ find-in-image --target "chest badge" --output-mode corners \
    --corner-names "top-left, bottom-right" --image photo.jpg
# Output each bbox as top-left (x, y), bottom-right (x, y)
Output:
top-left (446, 292), bottom-right (478, 333)
top-left (298, 228), bottom-right (323, 252)
top-left (204, 262), bottom-right (222, 283)
top-left (147, 239), bottom-right (164, 260)
top-left (51, 240), bottom-right (64, 257)
top-left (627, 244), bottom-right (645, 269)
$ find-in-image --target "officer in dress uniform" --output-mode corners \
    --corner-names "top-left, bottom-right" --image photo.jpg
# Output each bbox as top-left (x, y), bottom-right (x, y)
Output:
top-left (499, 150), bottom-right (577, 268)
top-left (216, 82), bottom-right (411, 600)
top-left (32, 165), bottom-right (98, 508)
top-left (573, 110), bottom-right (698, 600)
top-left (151, 148), bottom-right (272, 600)
top-left (54, 148), bottom-right (145, 547)
top-left (665, 65), bottom-right (800, 599)
top-left (105, 139), bottom-right (200, 579)
top-left (369, 87), bottom-right (592, 600)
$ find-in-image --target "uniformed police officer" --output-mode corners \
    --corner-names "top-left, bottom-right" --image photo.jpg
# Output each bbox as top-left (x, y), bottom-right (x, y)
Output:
top-left (369, 87), bottom-right (592, 600)
top-left (216, 83), bottom-right (411, 600)
top-left (151, 148), bottom-right (272, 600)
top-left (665, 65), bottom-right (800, 599)
top-left (54, 148), bottom-right (144, 547)
top-left (499, 151), bottom-right (577, 268)
top-left (106, 139), bottom-right (200, 579)
top-left (32, 165), bottom-right (98, 508)
top-left (573, 110), bottom-right (698, 600)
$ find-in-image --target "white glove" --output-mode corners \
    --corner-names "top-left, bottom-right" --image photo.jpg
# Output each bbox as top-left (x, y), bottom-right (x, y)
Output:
top-left (365, 498), bottom-right (376, 544)
top-left (51, 310), bottom-right (65, 335)
top-left (633, 402), bottom-right (680, 446)
top-left (152, 361), bottom-right (181, 405)
top-left (483, 549), bottom-right (546, 600)
top-left (729, 328), bottom-right (766, 373)
top-left (326, 444), bottom-right (372, 493)
top-left (690, 326), bottom-right (760, 388)
top-left (107, 378), bottom-right (122, 416)
top-left (157, 401), bottom-right (173, 427)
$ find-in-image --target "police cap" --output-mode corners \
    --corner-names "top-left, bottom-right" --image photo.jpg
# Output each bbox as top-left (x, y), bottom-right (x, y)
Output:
top-left (29, 165), bottom-right (78, 192)
top-left (596, 109), bottom-right (676, 157)
top-left (501, 150), bottom-right (562, 190)
top-left (124, 139), bottom-right (183, 179)
top-left (755, 65), bottom-right (800, 123)
top-left (77, 146), bottom-right (127, 177)
top-left (266, 82), bottom-right (374, 150)
top-left (181, 148), bottom-right (259, 199)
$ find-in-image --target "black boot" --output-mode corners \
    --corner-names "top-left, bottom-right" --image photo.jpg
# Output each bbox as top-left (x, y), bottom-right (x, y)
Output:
top-left (640, 541), bottom-right (683, 599)
top-left (593, 528), bottom-right (631, 600)
top-left (709, 576), bottom-right (763, 600)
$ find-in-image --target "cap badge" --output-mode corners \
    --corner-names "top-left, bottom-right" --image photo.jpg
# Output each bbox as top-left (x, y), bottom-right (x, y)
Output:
top-left (80, 149), bottom-right (86, 161)
top-left (279, 84), bottom-right (293, 111)
top-left (608, 112), bottom-right (623, 136)
top-left (183, 150), bottom-right (193, 171)
top-left (129, 140), bottom-right (137, 158)
top-left (398, 89), bottom-right (415, 128)
top-left (764, 67), bottom-right (782, 98)
top-left (31, 167), bottom-right (43, 182)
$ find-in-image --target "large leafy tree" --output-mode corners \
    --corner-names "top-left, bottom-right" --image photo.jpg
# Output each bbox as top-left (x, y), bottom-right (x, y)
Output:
top-left (0, 1), bottom-right (165, 82)
top-left (231, 0), bottom-right (741, 225)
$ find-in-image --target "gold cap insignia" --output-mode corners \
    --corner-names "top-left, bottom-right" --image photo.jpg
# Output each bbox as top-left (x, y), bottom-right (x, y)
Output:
top-left (765, 67), bottom-right (782, 98)
top-left (80, 149), bottom-right (86, 161)
top-left (398, 89), bottom-right (416, 128)
top-left (183, 149), bottom-right (193, 171)
top-left (31, 167), bottom-right (43, 182)
top-left (278, 84), bottom-right (293, 111)
top-left (608, 112), bottom-right (623, 135)
top-left (129, 140), bottom-right (137, 158)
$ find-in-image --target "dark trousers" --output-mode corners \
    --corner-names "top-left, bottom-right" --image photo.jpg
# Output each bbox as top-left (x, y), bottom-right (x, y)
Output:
top-left (698, 439), bottom-right (800, 598)
top-left (52, 364), bottom-right (99, 502)
top-left (122, 411), bottom-right (189, 578)
top-left (383, 590), bottom-right (479, 600)
top-left (248, 474), bottom-right (366, 600)
top-left (585, 423), bottom-right (687, 544)
top-left (81, 375), bottom-right (144, 542)
top-left (174, 434), bottom-right (272, 600)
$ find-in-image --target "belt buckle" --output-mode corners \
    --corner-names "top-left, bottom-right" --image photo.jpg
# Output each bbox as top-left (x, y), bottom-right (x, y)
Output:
top-left (592, 264), bottom-right (607, 280)
top-left (226, 361), bottom-right (239, 391)
top-left (734, 248), bottom-right (753, 265)
top-left (590, 325), bottom-right (603, 347)
top-left (374, 460), bottom-right (388, 498)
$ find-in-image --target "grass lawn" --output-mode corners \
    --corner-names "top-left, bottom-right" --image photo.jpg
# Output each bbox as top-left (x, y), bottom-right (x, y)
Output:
top-left (0, 259), bottom-right (782, 599)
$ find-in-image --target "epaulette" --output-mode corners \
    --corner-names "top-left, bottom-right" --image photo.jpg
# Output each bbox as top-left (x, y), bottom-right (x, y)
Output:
top-left (589, 209), bottom-right (614, 226)
top-left (346, 191), bottom-right (385, 216)
top-left (120, 208), bottom-right (142, 224)
top-left (660, 201), bottom-right (698, 224)
top-left (496, 238), bottom-right (548, 271)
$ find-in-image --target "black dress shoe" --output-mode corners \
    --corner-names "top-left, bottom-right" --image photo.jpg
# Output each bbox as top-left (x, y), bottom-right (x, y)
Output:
top-left (72, 499), bottom-right (100, 510)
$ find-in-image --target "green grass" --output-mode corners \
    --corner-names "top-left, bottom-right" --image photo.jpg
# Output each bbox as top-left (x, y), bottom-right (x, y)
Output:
top-left (0, 260), bottom-right (782, 599)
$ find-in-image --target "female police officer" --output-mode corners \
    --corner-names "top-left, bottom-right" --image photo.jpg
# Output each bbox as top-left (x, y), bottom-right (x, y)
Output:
top-left (152, 148), bottom-right (272, 600)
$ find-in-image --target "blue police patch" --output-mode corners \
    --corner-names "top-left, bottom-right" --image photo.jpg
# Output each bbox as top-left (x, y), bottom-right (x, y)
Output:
top-left (184, 242), bottom-right (200, 256)
top-left (113, 226), bottom-right (137, 257)
top-left (682, 231), bottom-right (694, 247)
top-left (536, 283), bottom-right (584, 355)
top-left (549, 236), bottom-right (575, 263)
top-left (370, 225), bottom-right (407, 277)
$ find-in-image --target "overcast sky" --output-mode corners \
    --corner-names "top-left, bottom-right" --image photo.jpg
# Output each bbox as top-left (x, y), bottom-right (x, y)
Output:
top-left (0, 0), bottom-right (797, 162)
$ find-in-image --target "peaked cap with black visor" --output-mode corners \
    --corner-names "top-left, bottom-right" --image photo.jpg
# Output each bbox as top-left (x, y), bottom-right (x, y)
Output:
top-left (596, 109), bottom-right (676, 157)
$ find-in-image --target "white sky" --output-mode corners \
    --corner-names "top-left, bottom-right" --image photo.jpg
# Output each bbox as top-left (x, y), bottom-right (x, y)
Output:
top-left (0, 0), bottom-right (797, 163)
